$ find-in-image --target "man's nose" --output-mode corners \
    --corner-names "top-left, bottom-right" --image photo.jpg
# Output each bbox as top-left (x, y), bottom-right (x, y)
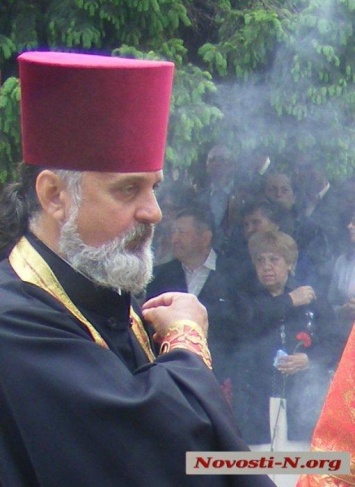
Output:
top-left (262, 259), bottom-right (272, 269)
top-left (136, 194), bottom-right (162, 225)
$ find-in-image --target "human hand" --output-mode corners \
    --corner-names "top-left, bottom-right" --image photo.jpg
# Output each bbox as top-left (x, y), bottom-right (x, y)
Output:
top-left (276, 353), bottom-right (309, 375)
top-left (289, 286), bottom-right (316, 307)
top-left (142, 292), bottom-right (208, 340)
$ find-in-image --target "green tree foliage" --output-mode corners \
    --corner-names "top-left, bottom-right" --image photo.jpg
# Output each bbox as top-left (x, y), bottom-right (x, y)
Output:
top-left (0, 77), bottom-right (20, 183)
top-left (1, 0), bottom-right (355, 183)
top-left (113, 44), bottom-right (223, 175)
top-left (0, 0), bottom-right (222, 181)
top-left (198, 0), bottom-right (355, 179)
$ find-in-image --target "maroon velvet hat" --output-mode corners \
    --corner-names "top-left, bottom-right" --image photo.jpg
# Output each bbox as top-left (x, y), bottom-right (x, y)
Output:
top-left (18, 51), bottom-right (174, 172)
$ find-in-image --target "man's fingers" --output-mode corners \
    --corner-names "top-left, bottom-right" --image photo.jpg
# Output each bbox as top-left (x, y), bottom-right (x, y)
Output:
top-left (142, 292), bottom-right (179, 310)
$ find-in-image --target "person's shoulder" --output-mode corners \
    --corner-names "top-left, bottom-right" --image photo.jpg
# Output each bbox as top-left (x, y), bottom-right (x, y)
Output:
top-left (153, 259), bottom-right (182, 275)
top-left (296, 214), bottom-right (322, 230)
top-left (147, 259), bottom-right (183, 290)
top-left (146, 259), bottom-right (186, 299)
top-left (294, 215), bottom-right (329, 244)
top-left (215, 250), bottom-right (242, 266)
top-left (0, 261), bottom-right (58, 322)
top-left (214, 253), bottom-right (239, 276)
top-left (0, 260), bottom-right (54, 308)
top-left (333, 251), bottom-right (355, 271)
top-left (0, 263), bottom-right (102, 346)
top-left (0, 258), bottom-right (20, 287)
top-left (215, 252), bottom-right (230, 265)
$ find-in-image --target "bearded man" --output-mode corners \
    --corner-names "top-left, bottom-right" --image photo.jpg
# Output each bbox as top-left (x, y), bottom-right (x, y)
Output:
top-left (0, 52), bottom-right (275, 487)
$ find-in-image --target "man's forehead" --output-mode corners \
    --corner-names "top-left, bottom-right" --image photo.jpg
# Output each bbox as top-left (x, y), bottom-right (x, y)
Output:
top-left (173, 216), bottom-right (195, 229)
top-left (246, 209), bottom-right (267, 220)
top-left (266, 175), bottom-right (291, 187)
top-left (83, 170), bottom-right (163, 184)
top-left (256, 251), bottom-right (281, 258)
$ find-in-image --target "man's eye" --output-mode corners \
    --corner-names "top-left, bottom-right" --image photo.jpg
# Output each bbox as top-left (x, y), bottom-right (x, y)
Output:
top-left (153, 183), bottom-right (161, 193)
top-left (120, 186), bottom-right (138, 197)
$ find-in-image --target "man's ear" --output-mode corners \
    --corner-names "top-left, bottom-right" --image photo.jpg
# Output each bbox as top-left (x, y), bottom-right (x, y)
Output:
top-left (202, 229), bottom-right (213, 247)
top-left (35, 170), bottom-right (69, 223)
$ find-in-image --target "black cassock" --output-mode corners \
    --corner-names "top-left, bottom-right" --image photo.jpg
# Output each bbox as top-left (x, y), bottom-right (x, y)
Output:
top-left (0, 234), bottom-right (274, 487)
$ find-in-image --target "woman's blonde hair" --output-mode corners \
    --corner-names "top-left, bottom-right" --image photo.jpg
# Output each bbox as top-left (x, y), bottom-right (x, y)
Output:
top-left (248, 230), bottom-right (298, 267)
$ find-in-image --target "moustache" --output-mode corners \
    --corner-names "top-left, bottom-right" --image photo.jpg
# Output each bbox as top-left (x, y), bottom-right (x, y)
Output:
top-left (124, 224), bottom-right (154, 251)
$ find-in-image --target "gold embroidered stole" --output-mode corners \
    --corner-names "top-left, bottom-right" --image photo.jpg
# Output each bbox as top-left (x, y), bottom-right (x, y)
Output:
top-left (9, 236), bottom-right (155, 362)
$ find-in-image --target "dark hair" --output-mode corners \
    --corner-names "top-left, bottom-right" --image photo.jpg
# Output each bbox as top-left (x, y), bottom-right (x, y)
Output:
top-left (174, 206), bottom-right (215, 235)
top-left (261, 171), bottom-right (295, 192)
top-left (156, 181), bottom-right (195, 211)
top-left (239, 198), bottom-right (284, 226)
top-left (0, 163), bottom-right (43, 254)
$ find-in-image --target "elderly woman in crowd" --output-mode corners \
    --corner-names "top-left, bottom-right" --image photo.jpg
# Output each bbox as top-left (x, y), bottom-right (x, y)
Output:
top-left (233, 231), bottom-right (342, 460)
top-left (232, 230), bottom-right (343, 486)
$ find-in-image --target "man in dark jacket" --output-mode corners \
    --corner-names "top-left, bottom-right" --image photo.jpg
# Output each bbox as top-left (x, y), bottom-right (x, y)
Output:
top-left (146, 207), bottom-right (247, 393)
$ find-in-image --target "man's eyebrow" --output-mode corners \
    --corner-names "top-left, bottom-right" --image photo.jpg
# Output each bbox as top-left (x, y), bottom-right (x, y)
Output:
top-left (111, 174), bottom-right (162, 187)
top-left (118, 176), bottom-right (145, 184)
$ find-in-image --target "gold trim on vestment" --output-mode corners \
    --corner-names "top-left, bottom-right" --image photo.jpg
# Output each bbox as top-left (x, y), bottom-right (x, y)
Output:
top-left (130, 308), bottom-right (155, 362)
top-left (9, 236), bottom-right (155, 361)
top-left (159, 320), bottom-right (212, 369)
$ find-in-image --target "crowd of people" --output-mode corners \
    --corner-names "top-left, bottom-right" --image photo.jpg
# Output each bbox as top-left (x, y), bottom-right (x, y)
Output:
top-left (149, 146), bottom-right (355, 486)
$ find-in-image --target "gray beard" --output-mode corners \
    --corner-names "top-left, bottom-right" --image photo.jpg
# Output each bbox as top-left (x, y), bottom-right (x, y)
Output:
top-left (58, 208), bottom-right (154, 295)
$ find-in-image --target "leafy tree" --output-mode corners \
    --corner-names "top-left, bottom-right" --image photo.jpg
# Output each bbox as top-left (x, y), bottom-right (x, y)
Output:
top-left (1, 0), bottom-right (355, 184)
top-left (0, 76), bottom-right (20, 183)
top-left (198, 0), bottom-right (355, 180)
top-left (114, 44), bottom-right (223, 179)
top-left (0, 0), bottom-right (225, 182)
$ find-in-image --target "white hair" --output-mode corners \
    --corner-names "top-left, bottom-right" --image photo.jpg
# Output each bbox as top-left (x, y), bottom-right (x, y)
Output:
top-left (28, 169), bottom-right (83, 232)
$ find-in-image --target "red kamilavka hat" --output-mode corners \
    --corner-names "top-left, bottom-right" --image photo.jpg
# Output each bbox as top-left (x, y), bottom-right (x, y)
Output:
top-left (18, 51), bottom-right (174, 172)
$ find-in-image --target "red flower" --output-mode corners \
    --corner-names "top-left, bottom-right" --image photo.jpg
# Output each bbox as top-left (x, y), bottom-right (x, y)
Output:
top-left (294, 332), bottom-right (312, 353)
